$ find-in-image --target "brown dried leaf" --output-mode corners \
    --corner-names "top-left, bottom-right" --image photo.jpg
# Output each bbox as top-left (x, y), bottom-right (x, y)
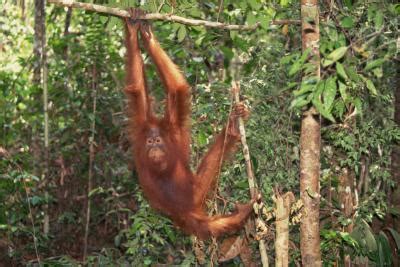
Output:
top-left (218, 236), bottom-right (243, 262)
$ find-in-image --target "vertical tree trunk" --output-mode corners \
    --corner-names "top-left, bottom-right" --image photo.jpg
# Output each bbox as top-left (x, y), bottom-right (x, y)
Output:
top-left (83, 64), bottom-right (98, 261)
top-left (390, 60), bottom-right (400, 234)
top-left (338, 168), bottom-right (354, 233)
top-left (33, 0), bottom-right (45, 85)
top-left (34, 0), bottom-right (50, 236)
top-left (62, 7), bottom-right (72, 60)
top-left (20, 0), bottom-right (26, 21)
top-left (300, 0), bottom-right (321, 265)
top-left (275, 192), bottom-right (295, 267)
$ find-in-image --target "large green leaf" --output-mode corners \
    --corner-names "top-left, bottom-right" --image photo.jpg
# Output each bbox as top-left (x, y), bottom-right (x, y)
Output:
top-left (290, 93), bottom-right (312, 109)
top-left (312, 81), bottom-right (335, 122)
top-left (376, 232), bottom-right (392, 266)
top-left (351, 219), bottom-right (377, 255)
top-left (365, 79), bottom-right (378, 95)
top-left (323, 77), bottom-right (337, 111)
top-left (176, 25), bottom-right (187, 43)
top-left (346, 66), bottom-right (361, 82)
top-left (323, 46), bottom-right (349, 67)
top-left (336, 62), bottom-right (348, 80)
top-left (364, 58), bottom-right (386, 71)
top-left (374, 11), bottom-right (384, 29)
top-left (341, 16), bottom-right (354, 28)
top-left (338, 81), bottom-right (348, 102)
top-left (386, 228), bottom-right (400, 253)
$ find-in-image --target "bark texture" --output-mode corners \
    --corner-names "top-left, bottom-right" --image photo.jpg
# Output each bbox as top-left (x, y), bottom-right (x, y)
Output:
top-left (300, 0), bottom-right (321, 265)
top-left (338, 168), bottom-right (354, 232)
top-left (33, 0), bottom-right (45, 85)
top-left (391, 61), bottom-right (400, 233)
top-left (275, 192), bottom-right (295, 267)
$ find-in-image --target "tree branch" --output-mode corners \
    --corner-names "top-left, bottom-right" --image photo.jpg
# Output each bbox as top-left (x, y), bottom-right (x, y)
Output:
top-left (48, 0), bottom-right (260, 31)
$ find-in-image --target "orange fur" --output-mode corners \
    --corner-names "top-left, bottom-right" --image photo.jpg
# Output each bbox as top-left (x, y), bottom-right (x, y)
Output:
top-left (124, 12), bottom-right (254, 239)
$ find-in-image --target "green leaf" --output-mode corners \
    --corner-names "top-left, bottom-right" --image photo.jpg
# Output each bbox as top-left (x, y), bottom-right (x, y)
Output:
top-left (336, 62), bottom-right (348, 80)
top-left (322, 59), bottom-right (335, 67)
top-left (346, 66), bottom-right (361, 82)
top-left (280, 0), bottom-right (289, 7)
top-left (197, 132), bottom-right (207, 146)
top-left (312, 97), bottom-right (335, 122)
top-left (280, 53), bottom-right (297, 65)
top-left (386, 228), bottom-right (400, 251)
top-left (341, 17), bottom-right (354, 28)
top-left (323, 77), bottom-right (337, 111)
top-left (246, 12), bottom-right (257, 26)
top-left (259, 13), bottom-right (271, 30)
top-left (351, 219), bottom-right (377, 254)
top-left (220, 47), bottom-right (234, 61)
top-left (312, 82), bottom-right (335, 122)
top-left (290, 94), bottom-right (312, 109)
top-left (372, 67), bottom-right (383, 78)
top-left (288, 61), bottom-right (302, 76)
top-left (89, 186), bottom-right (104, 197)
top-left (248, 0), bottom-right (261, 10)
top-left (288, 49), bottom-right (312, 76)
top-left (364, 58), bottom-right (386, 71)
top-left (365, 79), bottom-right (378, 95)
top-left (394, 4), bottom-right (400, 15)
top-left (374, 11), bottom-right (384, 29)
top-left (177, 25), bottom-right (187, 42)
top-left (326, 46), bottom-right (348, 62)
top-left (333, 99), bottom-right (345, 119)
top-left (31, 196), bottom-right (42, 206)
top-left (293, 83), bottom-right (314, 96)
top-left (338, 81), bottom-right (348, 102)
top-left (376, 232), bottom-right (392, 266)
top-left (343, 0), bottom-right (353, 8)
top-left (354, 97), bottom-right (363, 117)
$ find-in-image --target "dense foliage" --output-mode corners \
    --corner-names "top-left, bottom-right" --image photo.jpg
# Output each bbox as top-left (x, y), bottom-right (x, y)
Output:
top-left (0, 0), bottom-right (399, 265)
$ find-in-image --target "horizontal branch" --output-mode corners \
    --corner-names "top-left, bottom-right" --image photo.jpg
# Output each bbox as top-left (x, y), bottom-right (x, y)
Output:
top-left (48, 0), bottom-right (260, 31)
top-left (271, 19), bottom-right (301, 25)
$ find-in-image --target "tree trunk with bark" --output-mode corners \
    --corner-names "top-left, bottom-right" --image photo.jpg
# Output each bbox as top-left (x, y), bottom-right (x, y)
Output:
top-left (390, 60), bottom-right (400, 234)
top-left (34, 0), bottom-right (45, 85)
top-left (275, 192), bottom-right (295, 267)
top-left (34, 0), bottom-right (50, 235)
top-left (299, 0), bottom-right (322, 265)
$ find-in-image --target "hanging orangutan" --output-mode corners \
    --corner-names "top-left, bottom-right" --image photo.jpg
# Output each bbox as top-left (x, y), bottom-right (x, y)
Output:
top-left (124, 8), bottom-right (256, 239)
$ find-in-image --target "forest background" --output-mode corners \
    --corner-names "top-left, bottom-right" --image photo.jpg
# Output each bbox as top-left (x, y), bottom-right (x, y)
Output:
top-left (0, 0), bottom-right (399, 265)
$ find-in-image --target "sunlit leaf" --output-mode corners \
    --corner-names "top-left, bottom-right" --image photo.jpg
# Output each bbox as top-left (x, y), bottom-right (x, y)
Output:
top-left (365, 79), bottom-right (378, 95)
top-left (376, 232), bottom-right (392, 266)
top-left (246, 12), bottom-right (257, 26)
top-left (346, 66), bottom-right (361, 82)
top-left (336, 62), bottom-right (348, 80)
top-left (177, 26), bottom-right (187, 42)
top-left (327, 46), bottom-right (348, 62)
top-left (338, 81), bottom-right (348, 102)
top-left (323, 77), bottom-right (337, 111)
top-left (248, 0), bottom-right (261, 10)
top-left (364, 58), bottom-right (386, 71)
top-left (290, 94), bottom-right (312, 109)
top-left (312, 82), bottom-right (335, 122)
top-left (341, 17), bottom-right (354, 28)
top-left (374, 11), bottom-right (384, 29)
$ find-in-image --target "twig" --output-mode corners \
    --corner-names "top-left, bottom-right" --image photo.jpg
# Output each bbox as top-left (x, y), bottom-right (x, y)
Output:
top-left (48, 0), bottom-right (260, 31)
top-left (231, 81), bottom-right (269, 267)
top-left (231, 81), bottom-right (257, 198)
top-left (271, 19), bottom-right (301, 25)
top-left (83, 64), bottom-right (98, 261)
